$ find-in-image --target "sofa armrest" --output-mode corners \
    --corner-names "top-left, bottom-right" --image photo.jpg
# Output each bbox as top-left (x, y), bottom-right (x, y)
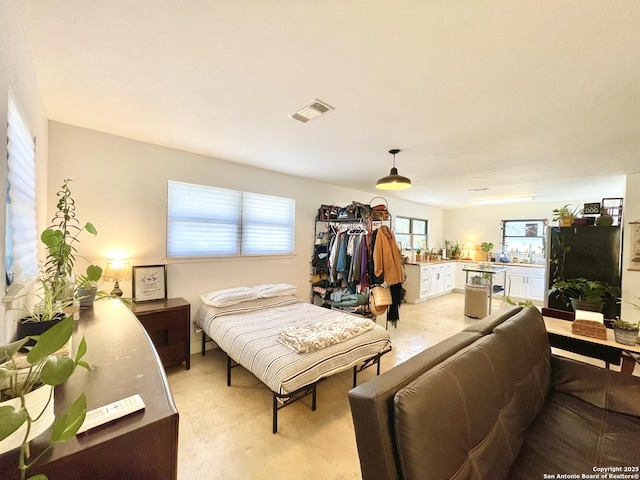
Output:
top-left (551, 355), bottom-right (640, 418)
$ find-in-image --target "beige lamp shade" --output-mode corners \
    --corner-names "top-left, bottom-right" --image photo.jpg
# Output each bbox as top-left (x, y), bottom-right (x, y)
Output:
top-left (103, 260), bottom-right (131, 296)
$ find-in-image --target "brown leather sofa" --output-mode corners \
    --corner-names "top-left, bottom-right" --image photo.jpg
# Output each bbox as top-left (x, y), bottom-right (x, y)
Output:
top-left (348, 305), bottom-right (640, 480)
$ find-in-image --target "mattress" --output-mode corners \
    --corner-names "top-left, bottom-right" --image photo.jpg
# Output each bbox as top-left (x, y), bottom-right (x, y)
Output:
top-left (194, 295), bottom-right (391, 395)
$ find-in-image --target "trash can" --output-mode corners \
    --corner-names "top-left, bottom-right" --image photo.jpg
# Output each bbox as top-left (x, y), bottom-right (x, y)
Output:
top-left (464, 284), bottom-right (489, 319)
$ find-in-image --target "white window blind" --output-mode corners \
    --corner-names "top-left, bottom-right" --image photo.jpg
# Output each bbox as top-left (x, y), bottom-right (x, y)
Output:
top-left (5, 94), bottom-right (38, 286)
top-left (167, 181), bottom-right (295, 258)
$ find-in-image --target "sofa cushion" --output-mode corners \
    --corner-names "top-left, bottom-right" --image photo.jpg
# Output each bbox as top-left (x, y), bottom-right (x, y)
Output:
top-left (393, 306), bottom-right (550, 480)
top-left (509, 390), bottom-right (640, 479)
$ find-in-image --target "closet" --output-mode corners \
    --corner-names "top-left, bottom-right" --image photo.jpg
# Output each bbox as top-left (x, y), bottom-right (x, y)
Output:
top-left (310, 200), bottom-right (392, 318)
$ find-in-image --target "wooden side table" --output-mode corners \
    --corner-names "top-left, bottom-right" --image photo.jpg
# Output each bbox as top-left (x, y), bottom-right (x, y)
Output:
top-left (131, 298), bottom-right (191, 370)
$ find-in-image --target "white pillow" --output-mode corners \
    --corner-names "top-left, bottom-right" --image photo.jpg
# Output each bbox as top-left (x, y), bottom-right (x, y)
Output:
top-left (200, 286), bottom-right (260, 307)
top-left (253, 283), bottom-right (298, 298)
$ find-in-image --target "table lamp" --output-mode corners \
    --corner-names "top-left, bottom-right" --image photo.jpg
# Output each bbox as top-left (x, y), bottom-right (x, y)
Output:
top-left (103, 260), bottom-right (131, 297)
top-left (463, 242), bottom-right (475, 260)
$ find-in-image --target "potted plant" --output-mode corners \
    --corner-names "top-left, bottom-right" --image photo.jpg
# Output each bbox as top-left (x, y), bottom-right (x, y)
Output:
top-left (0, 315), bottom-right (90, 480)
top-left (75, 264), bottom-right (104, 308)
top-left (595, 207), bottom-right (614, 227)
top-left (613, 296), bottom-right (640, 345)
top-left (612, 319), bottom-right (639, 346)
top-left (40, 179), bottom-right (100, 306)
top-left (449, 241), bottom-right (462, 260)
top-left (14, 280), bottom-right (74, 345)
top-left (552, 204), bottom-right (579, 227)
top-left (480, 242), bottom-right (494, 261)
top-left (415, 249), bottom-right (422, 262)
top-left (548, 277), bottom-right (621, 312)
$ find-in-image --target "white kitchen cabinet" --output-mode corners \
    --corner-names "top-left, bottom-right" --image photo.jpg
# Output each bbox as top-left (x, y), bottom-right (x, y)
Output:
top-left (505, 266), bottom-right (546, 302)
top-left (455, 262), bottom-right (477, 291)
top-left (404, 262), bottom-right (455, 304)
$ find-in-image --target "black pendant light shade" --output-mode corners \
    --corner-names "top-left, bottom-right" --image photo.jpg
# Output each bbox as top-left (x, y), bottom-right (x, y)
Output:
top-left (376, 149), bottom-right (412, 190)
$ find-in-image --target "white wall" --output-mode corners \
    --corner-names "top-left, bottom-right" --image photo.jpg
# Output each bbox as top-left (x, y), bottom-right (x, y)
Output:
top-left (48, 121), bottom-right (443, 352)
top-left (0, 4), bottom-right (49, 343)
top-left (443, 201), bottom-right (585, 259)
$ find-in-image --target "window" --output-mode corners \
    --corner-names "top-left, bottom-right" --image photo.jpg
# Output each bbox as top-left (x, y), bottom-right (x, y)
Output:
top-left (500, 219), bottom-right (547, 265)
top-left (395, 216), bottom-right (428, 251)
top-left (5, 93), bottom-right (38, 286)
top-left (166, 181), bottom-right (295, 257)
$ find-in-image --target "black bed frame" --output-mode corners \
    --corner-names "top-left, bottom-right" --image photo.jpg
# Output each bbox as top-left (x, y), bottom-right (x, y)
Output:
top-left (201, 331), bottom-right (391, 433)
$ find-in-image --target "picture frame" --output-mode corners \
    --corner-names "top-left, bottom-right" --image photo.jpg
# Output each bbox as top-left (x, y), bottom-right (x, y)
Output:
top-left (629, 222), bottom-right (640, 272)
top-left (132, 264), bottom-right (167, 302)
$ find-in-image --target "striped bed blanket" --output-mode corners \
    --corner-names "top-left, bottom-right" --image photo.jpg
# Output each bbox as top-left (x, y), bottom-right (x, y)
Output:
top-left (194, 295), bottom-right (391, 395)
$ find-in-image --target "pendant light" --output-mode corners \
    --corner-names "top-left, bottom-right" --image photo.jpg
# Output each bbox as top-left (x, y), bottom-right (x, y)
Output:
top-left (376, 149), bottom-right (412, 190)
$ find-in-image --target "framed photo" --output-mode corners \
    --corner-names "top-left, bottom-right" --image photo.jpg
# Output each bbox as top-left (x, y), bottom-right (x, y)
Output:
top-left (132, 264), bottom-right (167, 302)
top-left (629, 222), bottom-right (640, 271)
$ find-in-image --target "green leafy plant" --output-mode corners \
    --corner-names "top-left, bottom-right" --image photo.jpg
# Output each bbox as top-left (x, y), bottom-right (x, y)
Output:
top-left (75, 265), bottom-right (103, 290)
top-left (615, 296), bottom-right (640, 330)
top-left (40, 179), bottom-right (100, 305)
top-left (504, 297), bottom-right (534, 308)
top-left (613, 318), bottom-right (640, 330)
top-left (552, 204), bottom-right (580, 222)
top-left (0, 316), bottom-right (90, 480)
top-left (548, 278), bottom-right (621, 305)
top-left (480, 242), bottom-right (494, 253)
top-left (450, 241), bottom-right (462, 258)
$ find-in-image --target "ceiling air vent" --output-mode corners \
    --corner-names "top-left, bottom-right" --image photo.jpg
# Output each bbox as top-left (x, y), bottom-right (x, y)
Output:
top-left (289, 99), bottom-right (334, 123)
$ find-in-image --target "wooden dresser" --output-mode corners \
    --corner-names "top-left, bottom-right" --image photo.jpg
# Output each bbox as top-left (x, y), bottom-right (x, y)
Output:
top-left (0, 300), bottom-right (179, 480)
top-left (131, 298), bottom-right (191, 370)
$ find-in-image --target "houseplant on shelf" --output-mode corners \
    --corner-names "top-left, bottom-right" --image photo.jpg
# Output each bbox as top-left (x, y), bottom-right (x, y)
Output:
top-left (75, 264), bottom-right (104, 308)
top-left (612, 319), bottom-right (639, 346)
top-left (613, 296), bottom-right (640, 345)
top-left (0, 315), bottom-right (90, 480)
top-left (480, 242), bottom-right (494, 261)
top-left (552, 204), bottom-right (579, 227)
top-left (595, 207), bottom-right (614, 227)
top-left (40, 179), bottom-right (100, 306)
top-left (548, 277), bottom-right (621, 312)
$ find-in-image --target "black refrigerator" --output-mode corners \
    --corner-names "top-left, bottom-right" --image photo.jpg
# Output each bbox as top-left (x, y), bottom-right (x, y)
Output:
top-left (545, 226), bottom-right (622, 319)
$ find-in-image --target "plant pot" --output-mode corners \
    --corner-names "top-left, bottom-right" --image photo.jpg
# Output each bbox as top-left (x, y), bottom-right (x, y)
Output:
top-left (0, 384), bottom-right (54, 454)
top-left (559, 217), bottom-right (573, 227)
top-left (613, 326), bottom-right (639, 346)
top-left (596, 215), bottom-right (614, 227)
top-left (16, 312), bottom-right (67, 345)
top-left (77, 286), bottom-right (98, 307)
top-left (569, 298), bottom-right (604, 313)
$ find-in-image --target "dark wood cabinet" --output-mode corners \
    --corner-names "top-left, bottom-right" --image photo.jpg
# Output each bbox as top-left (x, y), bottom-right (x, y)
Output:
top-left (131, 298), bottom-right (191, 370)
top-left (0, 300), bottom-right (179, 480)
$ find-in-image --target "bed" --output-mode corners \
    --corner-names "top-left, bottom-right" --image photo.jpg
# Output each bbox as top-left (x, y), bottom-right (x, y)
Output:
top-left (194, 285), bottom-right (392, 433)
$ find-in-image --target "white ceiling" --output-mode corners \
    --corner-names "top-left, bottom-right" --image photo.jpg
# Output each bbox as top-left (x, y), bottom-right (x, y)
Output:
top-left (15, 1), bottom-right (640, 208)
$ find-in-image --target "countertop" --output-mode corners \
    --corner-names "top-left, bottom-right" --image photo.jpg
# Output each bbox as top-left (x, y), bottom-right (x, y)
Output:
top-left (405, 260), bottom-right (545, 268)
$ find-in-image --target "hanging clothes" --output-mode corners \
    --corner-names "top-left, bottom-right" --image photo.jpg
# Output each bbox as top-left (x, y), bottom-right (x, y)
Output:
top-left (373, 225), bottom-right (403, 285)
top-left (373, 225), bottom-right (404, 327)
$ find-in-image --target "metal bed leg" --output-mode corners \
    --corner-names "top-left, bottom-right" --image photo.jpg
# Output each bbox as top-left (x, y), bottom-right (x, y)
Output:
top-left (227, 354), bottom-right (232, 386)
top-left (273, 395), bottom-right (278, 434)
top-left (312, 384), bottom-right (317, 411)
top-left (352, 365), bottom-right (357, 388)
top-left (201, 331), bottom-right (206, 356)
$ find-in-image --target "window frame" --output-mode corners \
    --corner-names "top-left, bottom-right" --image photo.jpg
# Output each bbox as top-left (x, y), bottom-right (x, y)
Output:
top-left (395, 216), bottom-right (428, 251)
top-left (166, 181), bottom-right (295, 259)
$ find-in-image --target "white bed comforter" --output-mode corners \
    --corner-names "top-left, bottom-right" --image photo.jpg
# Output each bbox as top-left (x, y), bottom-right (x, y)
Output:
top-left (194, 296), bottom-right (391, 395)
